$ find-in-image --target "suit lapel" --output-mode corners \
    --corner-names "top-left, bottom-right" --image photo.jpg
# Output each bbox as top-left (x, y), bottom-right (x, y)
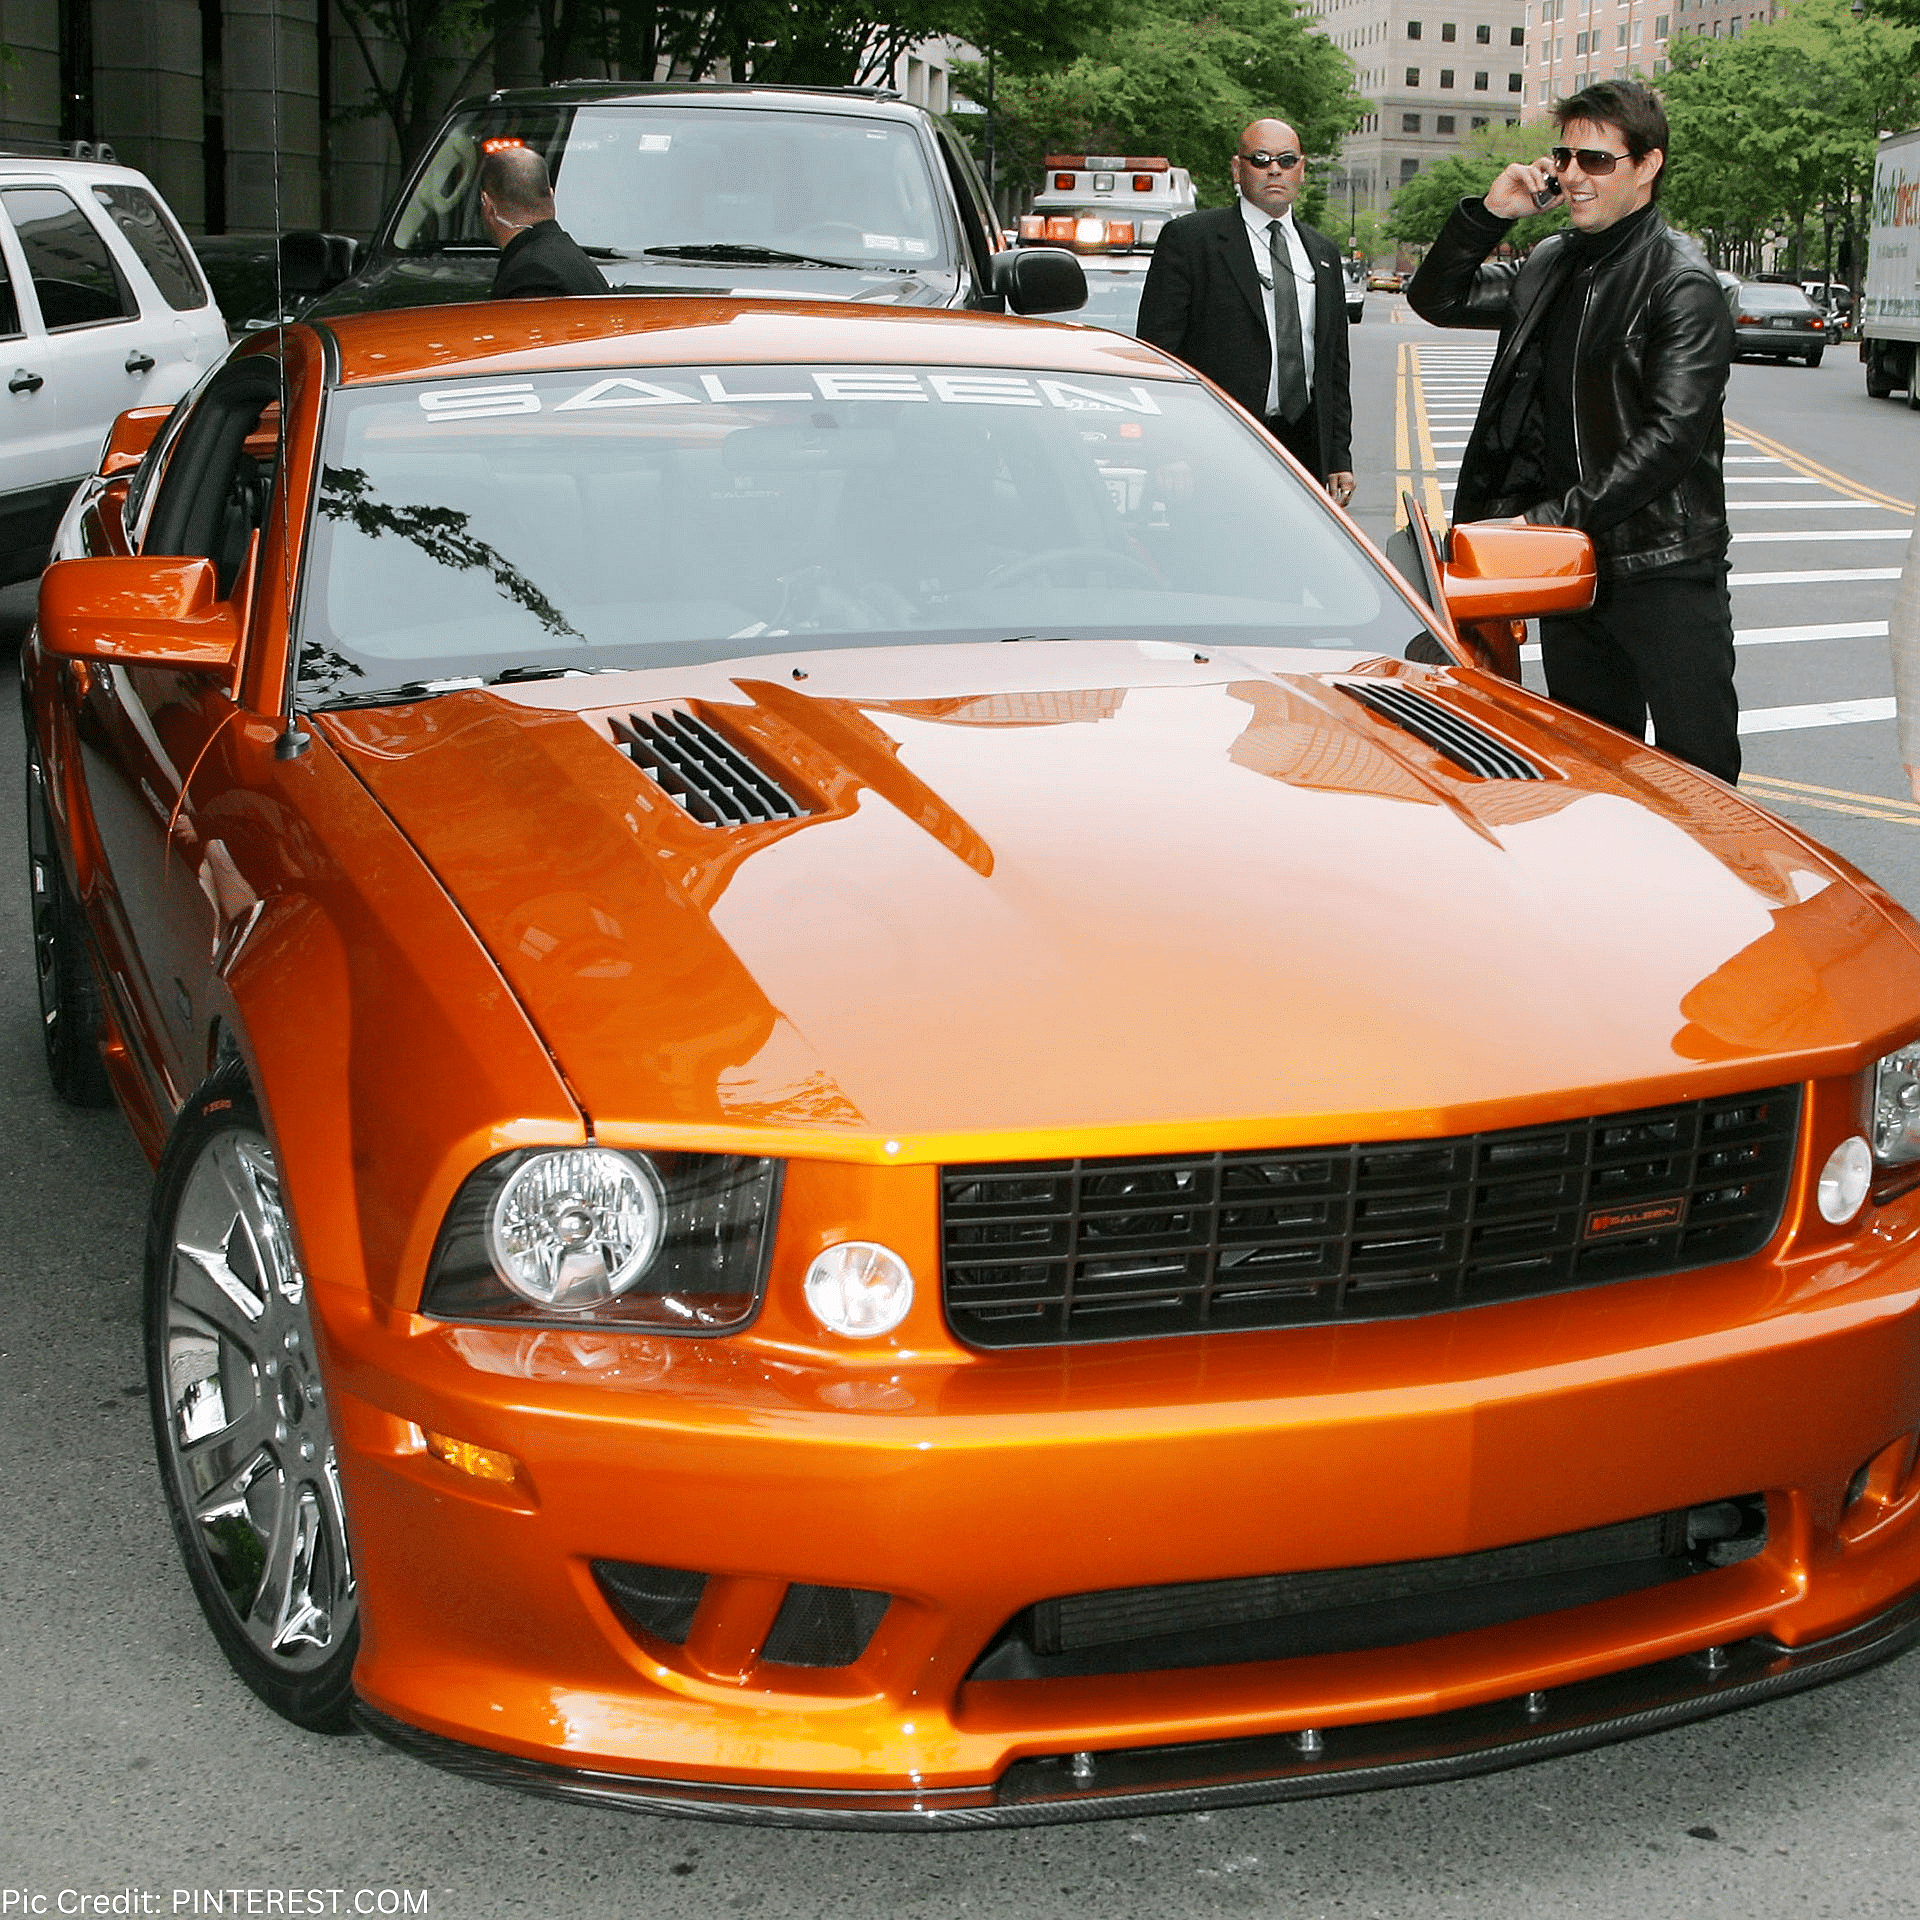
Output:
top-left (1214, 210), bottom-right (1269, 330)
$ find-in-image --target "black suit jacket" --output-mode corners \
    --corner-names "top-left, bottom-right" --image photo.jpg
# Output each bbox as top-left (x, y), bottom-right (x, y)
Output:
top-left (1137, 205), bottom-right (1352, 478)
top-left (491, 220), bottom-right (611, 299)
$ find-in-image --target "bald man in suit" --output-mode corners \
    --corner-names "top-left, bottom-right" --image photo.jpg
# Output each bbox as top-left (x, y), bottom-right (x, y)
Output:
top-left (480, 147), bottom-right (610, 299)
top-left (1137, 118), bottom-right (1355, 506)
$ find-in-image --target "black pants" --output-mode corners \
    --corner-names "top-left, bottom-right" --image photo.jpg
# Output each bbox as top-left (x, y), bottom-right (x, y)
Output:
top-left (1264, 398), bottom-right (1324, 483)
top-left (1539, 560), bottom-right (1740, 785)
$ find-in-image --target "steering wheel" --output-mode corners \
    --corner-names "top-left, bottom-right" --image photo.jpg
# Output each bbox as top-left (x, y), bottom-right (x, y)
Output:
top-left (985, 546), bottom-right (1159, 589)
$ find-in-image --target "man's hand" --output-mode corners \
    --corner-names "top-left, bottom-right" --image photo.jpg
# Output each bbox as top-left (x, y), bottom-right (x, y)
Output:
top-left (1327, 471), bottom-right (1356, 507)
top-left (1484, 158), bottom-right (1558, 222)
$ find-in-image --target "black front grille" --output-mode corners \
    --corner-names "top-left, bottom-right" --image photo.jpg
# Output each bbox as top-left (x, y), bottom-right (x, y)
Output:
top-left (613, 707), bottom-right (807, 826)
top-left (1339, 681), bottom-right (1545, 779)
top-left (970, 1496), bottom-right (1768, 1681)
top-left (941, 1087), bottom-right (1799, 1347)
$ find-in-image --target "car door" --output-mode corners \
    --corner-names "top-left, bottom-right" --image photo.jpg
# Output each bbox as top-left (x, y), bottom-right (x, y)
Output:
top-left (71, 355), bottom-right (284, 1110)
top-left (0, 182), bottom-right (164, 484)
top-left (0, 202), bottom-right (73, 571)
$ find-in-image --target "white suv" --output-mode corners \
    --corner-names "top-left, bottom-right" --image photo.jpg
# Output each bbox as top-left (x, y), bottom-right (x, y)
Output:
top-left (1, 146), bottom-right (228, 582)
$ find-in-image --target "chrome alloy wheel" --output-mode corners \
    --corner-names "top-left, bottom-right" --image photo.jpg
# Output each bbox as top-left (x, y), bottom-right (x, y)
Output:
top-left (149, 1073), bottom-right (358, 1725)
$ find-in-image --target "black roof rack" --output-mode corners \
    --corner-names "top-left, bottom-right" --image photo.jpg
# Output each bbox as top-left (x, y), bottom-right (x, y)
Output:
top-left (0, 138), bottom-right (118, 162)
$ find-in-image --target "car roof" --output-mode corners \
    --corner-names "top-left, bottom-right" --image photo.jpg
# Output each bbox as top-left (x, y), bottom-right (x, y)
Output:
top-left (318, 297), bottom-right (1193, 387)
top-left (457, 82), bottom-right (931, 123)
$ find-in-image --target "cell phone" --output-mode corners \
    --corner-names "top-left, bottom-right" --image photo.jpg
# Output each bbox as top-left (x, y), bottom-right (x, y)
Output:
top-left (1533, 174), bottom-right (1563, 209)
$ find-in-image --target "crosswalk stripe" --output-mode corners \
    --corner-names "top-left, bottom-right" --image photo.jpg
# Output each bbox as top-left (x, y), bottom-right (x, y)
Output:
top-left (1738, 697), bottom-right (1894, 733)
top-left (1727, 499), bottom-right (1907, 510)
top-left (1729, 568), bottom-right (1904, 585)
top-left (1723, 418), bottom-right (1917, 514)
top-left (1516, 619), bottom-right (1888, 665)
top-left (1729, 529), bottom-right (1911, 543)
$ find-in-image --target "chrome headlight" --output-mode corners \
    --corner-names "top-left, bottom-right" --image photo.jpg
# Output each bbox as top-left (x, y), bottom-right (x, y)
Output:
top-left (1872, 1045), bottom-right (1920, 1167)
top-left (423, 1149), bottom-right (781, 1331)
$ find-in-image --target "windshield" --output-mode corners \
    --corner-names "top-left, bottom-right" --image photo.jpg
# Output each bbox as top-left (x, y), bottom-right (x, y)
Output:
top-left (388, 104), bottom-right (948, 275)
top-left (295, 363), bottom-right (1424, 706)
top-left (1734, 283), bottom-right (1816, 313)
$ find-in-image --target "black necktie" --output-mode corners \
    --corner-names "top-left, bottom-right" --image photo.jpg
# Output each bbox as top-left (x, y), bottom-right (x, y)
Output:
top-left (1267, 220), bottom-right (1309, 424)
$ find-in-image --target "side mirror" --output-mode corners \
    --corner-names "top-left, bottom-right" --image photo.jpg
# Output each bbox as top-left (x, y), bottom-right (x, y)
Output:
top-left (98, 404), bottom-right (175, 477)
top-left (990, 246), bottom-right (1088, 316)
top-left (278, 230), bottom-right (361, 300)
top-left (1440, 521), bottom-right (1596, 623)
top-left (39, 557), bottom-right (242, 672)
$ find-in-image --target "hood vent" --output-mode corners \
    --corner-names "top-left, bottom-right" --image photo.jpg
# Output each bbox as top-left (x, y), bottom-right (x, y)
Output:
top-left (1338, 681), bottom-right (1544, 781)
top-left (613, 708), bottom-right (807, 826)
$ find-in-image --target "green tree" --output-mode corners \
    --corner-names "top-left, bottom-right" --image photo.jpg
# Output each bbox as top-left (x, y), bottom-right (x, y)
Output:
top-left (1661, 0), bottom-right (1920, 272)
top-left (1383, 116), bottom-right (1568, 249)
top-left (956, 0), bottom-right (1367, 216)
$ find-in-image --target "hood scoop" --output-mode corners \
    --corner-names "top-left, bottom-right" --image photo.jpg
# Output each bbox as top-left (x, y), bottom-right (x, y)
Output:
top-left (1338, 681), bottom-right (1545, 781)
top-left (612, 707), bottom-right (809, 826)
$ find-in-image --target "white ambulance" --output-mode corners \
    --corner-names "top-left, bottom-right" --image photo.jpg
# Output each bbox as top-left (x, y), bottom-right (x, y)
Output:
top-left (1014, 157), bottom-right (1195, 338)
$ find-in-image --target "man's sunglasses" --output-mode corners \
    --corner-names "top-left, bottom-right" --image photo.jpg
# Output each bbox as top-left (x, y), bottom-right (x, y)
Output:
top-left (1550, 145), bottom-right (1634, 174)
top-left (1239, 150), bottom-right (1303, 170)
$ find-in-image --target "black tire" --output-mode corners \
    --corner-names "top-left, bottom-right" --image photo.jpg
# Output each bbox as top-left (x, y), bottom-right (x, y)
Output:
top-left (25, 751), bottom-right (114, 1107)
top-left (1805, 350), bottom-right (1823, 368)
top-left (146, 1065), bottom-right (359, 1731)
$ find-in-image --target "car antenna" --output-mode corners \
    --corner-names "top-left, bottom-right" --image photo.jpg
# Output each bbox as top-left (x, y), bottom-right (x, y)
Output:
top-left (268, 22), bottom-right (309, 763)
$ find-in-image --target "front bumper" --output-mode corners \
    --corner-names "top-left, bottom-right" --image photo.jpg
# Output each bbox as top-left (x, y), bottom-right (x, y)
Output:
top-left (354, 1589), bottom-right (1920, 1828)
top-left (319, 1156), bottom-right (1920, 1817)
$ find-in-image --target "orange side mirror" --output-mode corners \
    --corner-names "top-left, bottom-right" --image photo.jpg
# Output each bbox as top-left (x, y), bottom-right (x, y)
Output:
top-left (39, 556), bottom-right (243, 673)
top-left (98, 404), bottom-right (175, 477)
top-left (1440, 521), bottom-right (1597, 624)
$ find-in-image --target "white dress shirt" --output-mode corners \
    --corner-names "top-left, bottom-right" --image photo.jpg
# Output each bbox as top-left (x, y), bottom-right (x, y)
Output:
top-left (1238, 196), bottom-right (1317, 417)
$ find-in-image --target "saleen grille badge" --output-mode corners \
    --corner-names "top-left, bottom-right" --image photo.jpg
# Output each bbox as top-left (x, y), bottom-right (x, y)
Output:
top-left (1585, 1198), bottom-right (1688, 1240)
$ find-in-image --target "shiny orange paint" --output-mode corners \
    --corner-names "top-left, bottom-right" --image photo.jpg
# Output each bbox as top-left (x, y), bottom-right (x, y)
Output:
top-left (40, 555), bottom-right (243, 671)
top-left (98, 404), bottom-right (175, 477)
top-left (26, 298), bottom-right (1920, 1815)
top-left (1442, 522), bottom-right (1598, 623)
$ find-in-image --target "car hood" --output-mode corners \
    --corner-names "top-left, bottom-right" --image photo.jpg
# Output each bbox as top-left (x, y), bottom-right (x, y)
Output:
top-left (318, 643), bottom-right (1920, 1151)
top-left (306, 252), bottom-right (959, 319)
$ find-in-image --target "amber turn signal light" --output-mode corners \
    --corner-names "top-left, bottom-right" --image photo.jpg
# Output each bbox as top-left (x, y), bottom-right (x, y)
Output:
top-left (426, 1430), bottom-right (521, 1483)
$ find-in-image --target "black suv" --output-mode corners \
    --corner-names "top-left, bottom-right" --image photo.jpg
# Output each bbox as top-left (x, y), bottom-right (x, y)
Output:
top-left (298, 83), bottom-right (1082, 319)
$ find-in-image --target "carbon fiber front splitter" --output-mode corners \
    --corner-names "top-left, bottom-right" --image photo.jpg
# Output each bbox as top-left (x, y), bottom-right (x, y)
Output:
top-left (353, 1591), bottom-right (1920, 1830)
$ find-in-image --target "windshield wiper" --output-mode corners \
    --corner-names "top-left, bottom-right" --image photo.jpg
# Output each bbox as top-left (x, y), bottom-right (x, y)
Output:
top-left (643, 243), bottom-right (864, 271)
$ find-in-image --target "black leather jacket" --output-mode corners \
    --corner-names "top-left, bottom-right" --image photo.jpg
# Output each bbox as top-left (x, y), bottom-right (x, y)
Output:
top-left (1407, 197), bottom-right (1733, 578)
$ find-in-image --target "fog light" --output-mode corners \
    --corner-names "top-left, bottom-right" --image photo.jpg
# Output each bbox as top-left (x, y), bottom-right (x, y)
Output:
top-left (804, 1242), bottom-right (913, 1337)
top-left (1817, 1135), bottom-right (1872, 1223)
top-left (426, 1430), bottom-right (520, 1483)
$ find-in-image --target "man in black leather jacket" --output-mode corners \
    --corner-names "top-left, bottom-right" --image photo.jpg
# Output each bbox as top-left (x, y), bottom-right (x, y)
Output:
top-left (1408, 81), bottom-right (1739, 782)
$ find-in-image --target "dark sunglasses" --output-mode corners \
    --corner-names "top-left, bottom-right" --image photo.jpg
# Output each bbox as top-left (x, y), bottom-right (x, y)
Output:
top-left (1239, 149), bottom-right (1303, 170)
top-left (1551, 145), bottom-right (1633, 174)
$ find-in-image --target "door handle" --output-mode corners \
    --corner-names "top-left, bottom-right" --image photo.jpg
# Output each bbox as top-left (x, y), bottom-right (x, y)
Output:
top-left (9, 368), bottom-right (44, 393)
top-left (125, 350), bottom-right (156, 375)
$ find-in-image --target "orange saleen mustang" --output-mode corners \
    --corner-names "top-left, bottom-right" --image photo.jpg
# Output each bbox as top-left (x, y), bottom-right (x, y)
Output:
top-left (23, 301), bottom-right (1920, 1828)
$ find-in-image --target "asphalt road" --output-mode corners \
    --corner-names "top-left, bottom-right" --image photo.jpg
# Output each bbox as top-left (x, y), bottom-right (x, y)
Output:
top-left (6, 310), bottom-right (1920, 1919)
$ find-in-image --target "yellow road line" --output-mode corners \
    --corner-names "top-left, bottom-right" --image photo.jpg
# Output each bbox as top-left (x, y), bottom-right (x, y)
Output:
top-left (1725, 418), bottom-right (1916, 516)
top-left (1406, 345), bottom-right (1446, 525)
top-left (1743, 774), bottom-right (1920, 825)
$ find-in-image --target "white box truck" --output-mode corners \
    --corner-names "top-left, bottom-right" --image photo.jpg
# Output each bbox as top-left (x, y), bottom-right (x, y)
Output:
top-left (1862, 125), bottom-right (1920, 405)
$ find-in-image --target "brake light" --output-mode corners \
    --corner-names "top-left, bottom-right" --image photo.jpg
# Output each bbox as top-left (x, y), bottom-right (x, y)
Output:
top-left (1736, 314), bottom-right (1761, 326)
top-left (480, 136), bottom-right (526, 153)
top-left (1811, 316), bottom-right (1825, 329)
top-left (1133, 174), bottom-right (1155, 191)
top-left (1054, 172), bottom-right (1076, 191)
top-left (1044, 216), bottom-right (1075, 243)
